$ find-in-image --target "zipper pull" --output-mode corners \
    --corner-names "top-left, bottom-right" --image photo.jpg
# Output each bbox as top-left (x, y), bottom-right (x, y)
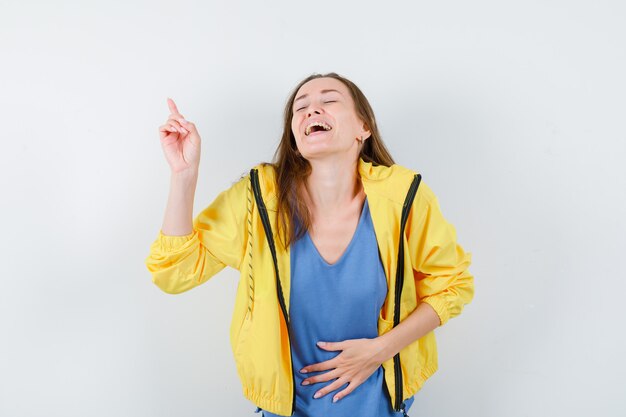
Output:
top-left (254, 406), bottom-right (262, 413)
top-left (400, 401), bottom-right (409, 417)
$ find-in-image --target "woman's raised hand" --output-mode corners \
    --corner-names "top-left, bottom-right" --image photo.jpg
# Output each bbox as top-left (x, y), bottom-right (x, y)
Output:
top-left (158, 98), bottom-right (202, 174)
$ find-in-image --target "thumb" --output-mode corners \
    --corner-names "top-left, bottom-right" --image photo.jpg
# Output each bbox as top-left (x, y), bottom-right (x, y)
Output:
top-left (178, 119), bottom-right (200, 140)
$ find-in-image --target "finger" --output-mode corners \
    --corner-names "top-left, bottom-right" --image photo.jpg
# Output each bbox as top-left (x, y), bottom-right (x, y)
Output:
top-left (170, 123), bottom-right (188, 135)
top-left (167, 97), bottom-right (182, 116)
top-left (313, 377), bottom-right (349, 399)
top-left (158, 124), bottom-right (176, 140)
top-left (300, 358), bottom-right (337, 374)
top-left (332, 380), bottom-right (360, 403)
top-left (159, 123), bottom-right (177, 134)
top-left (318, 341), bottom-right (346, 351)
top-left (168, 117), bottom-right (190, 129)
top-left (302, 368), bottom-right (340, 385)
top-left (169, 114), bottom-right (192, 127)
top-left (168, 119), bottom-right (189, 134)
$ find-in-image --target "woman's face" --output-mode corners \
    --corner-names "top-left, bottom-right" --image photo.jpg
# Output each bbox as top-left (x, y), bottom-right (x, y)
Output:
top-left (291, 77), bottom-right (370, 160)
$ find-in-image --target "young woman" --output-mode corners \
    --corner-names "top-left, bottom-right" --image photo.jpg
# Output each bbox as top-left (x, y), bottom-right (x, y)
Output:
top-left (146, 73), bottom-right (475, 417)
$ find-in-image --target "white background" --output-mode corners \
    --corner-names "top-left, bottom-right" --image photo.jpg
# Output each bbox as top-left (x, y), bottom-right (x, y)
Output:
top-left (1, 1), bottom-right (624, 416)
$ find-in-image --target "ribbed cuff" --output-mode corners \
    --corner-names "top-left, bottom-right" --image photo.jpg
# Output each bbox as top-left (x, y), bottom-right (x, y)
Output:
top-left (421, 295), bottom-right (449, 327)
top-left (157, 229), bottom-right (196, 252)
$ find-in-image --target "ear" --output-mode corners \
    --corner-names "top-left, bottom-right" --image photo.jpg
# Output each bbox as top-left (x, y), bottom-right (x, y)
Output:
top-left (361, 122), bottom-right (372, 141)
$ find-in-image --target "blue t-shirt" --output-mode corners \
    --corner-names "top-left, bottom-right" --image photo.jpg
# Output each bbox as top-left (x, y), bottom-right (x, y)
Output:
top-left (262, 197), bottom-right (414, 416)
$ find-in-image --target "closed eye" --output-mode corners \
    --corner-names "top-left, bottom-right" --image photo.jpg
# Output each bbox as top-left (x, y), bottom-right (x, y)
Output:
top-left (295, 100), bottom-right (336, 112)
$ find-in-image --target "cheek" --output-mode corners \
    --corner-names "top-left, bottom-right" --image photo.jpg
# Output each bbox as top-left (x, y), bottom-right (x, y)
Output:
top-left (335, 116), bottom-right (353, 134)
top-left (291, 120), bottom-right (298, 137)
top-left (346, 116), bottom-right (362, 134)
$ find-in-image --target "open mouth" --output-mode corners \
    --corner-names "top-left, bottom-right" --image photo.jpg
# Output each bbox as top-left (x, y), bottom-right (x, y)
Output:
top-left (305, 121), bottom-right (332, 136)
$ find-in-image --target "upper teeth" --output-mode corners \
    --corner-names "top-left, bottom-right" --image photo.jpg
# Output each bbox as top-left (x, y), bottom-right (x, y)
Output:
top-left (305, 121), bottom-right (332, 136)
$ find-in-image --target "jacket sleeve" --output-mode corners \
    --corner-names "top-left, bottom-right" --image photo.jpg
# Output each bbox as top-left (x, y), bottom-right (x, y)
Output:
top-left (144, 174), bottom-right (250, 294)
top-left (407, 181), bottom-right (474, 326)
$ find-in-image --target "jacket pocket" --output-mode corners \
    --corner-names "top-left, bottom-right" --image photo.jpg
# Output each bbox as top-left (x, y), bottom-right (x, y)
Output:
top-left (378, 310), bottom-right (424, 401)
top-left (232, 315), bottom-right (253, 391)
top-left (234, 315), bottom-right (252, 357)
top-left (378, 311), bottom-right (394, 335)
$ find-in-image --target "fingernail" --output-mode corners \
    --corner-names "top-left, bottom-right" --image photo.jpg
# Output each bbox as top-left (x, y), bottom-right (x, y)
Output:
top-left (301, 380), bottom-right (309, 386)
top-left (181, 128), bottom-right (188, 134)
top-left (180, 119), bottom-right (188, 124)
top-left (317, 341), bottom-right (326, 347)
top-left (333, 396), bottom-right (339, 403)
top-left (300, 368), bottom-right (308, 373)
top-left (313, 392), bottom-right (321, 399)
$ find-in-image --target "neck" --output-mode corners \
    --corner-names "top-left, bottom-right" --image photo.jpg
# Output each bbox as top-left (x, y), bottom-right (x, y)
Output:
top-left (303, 155), bottom-right (363, 218)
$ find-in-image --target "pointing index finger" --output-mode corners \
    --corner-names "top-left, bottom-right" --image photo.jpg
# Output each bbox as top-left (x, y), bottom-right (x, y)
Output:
top-left (167, 97), bottom-right (182, 116)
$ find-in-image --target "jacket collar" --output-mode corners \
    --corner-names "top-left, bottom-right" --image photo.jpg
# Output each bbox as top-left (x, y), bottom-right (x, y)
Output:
top-left (258, 157), bottom-right (417, 212)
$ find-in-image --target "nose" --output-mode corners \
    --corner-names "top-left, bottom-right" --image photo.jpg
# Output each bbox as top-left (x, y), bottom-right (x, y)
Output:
top-left (306, 108), bottom-right (322, 117)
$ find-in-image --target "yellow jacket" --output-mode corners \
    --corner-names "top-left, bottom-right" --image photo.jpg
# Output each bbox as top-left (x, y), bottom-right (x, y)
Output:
top-left (145, 157), bottom-right (474, 416)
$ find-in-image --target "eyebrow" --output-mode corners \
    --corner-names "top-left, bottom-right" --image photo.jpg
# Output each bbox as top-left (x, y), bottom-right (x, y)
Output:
top-left (294, 89), bottom-right (344, 104)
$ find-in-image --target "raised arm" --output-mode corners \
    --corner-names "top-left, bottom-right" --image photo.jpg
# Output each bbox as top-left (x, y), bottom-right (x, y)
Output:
top-left (146, 98), bottom-right (249, 294)
top-left (158, 97), bottom-right (202, 236)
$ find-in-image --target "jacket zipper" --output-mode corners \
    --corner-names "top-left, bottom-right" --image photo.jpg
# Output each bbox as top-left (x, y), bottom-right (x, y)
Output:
top-left (251, 168), bottom-right (421, 415)
top-left (390, 173), bottom-right (421, 412)
top-left (250, 169), bottom-right (297, 416)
